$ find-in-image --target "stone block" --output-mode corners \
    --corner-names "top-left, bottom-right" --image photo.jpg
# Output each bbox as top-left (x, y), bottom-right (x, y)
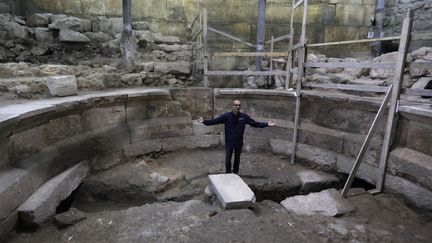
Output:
top-left (18, 161), bottom-right (89, 228)
top-left (48, 16), bottom-right (91, 32)
top-left (128, 116), bottom-right (193, 142)
top-left (296, 169), bottom-right (339, 193)
top-left (208, 174), bottom-right (256, 209)
top-left (46, 75), bottom-right (78, 97)
top-left (120, 73), bottom-right (142, 87)
top-left (26, 13), bottom-right (52, 27)
top-left (0, 2), bottom-right (10, 13)
top-left (385, 172), bottom-right (432, 212)
top-left (89, 150), bottom-right (125, 173)
top-left (335, 4), bottom-right (374, 26)
top-left (154, 61), bottom-right (191, 75)
top-left (4, 22), bottom-right (27, 39)
top-left (0, 210), bottom-right (17, 241)
top-left (59, 28), bottom-right (90, 43)
top-left (169, 88), bottom-right (214, 118)
top-left (161, 135), bottom-right (219, 152)
top-left (123, 139), bottom-right (162, 159)
top-left (0, 168), bottom-right (28, 222)
top-left (132, 21), bottom-right (151, 30)
top-left (83, 32), bottom-right (112, 43)
top-left (0, 138), bottom-right (9, 170)
top-left (53, 208), bottom-right (87, 229)
top-left (269, 139), bottom-right (337, 169)
top-left (192, 121), bottom-right (214, 135)
top-left (80, 105), bottom-right (126, 132)
top-left (35, 27), bottom-right (54, 42)
top-left (280, 188), bottom-right (354, 216)
top-left (389, 147), bottom-right (432, 190)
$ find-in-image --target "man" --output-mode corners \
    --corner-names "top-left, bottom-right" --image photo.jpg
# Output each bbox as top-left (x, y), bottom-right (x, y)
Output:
top-left (197, 99), bottom-right (275, 174)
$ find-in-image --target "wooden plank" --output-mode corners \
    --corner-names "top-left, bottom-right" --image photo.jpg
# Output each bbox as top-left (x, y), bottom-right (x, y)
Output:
top-left (307, 36), bottom-right (401, 47)
top-left (265, 34), bottom-right (291, 44)
top-left (213, 52), bottom-right (288, 57)
top-left (411, 32), bottom-right (432, 41)
top-left (269, 36), bottom-right (274, 83)
top-left (293, 0), bottom-right (304, 10)
top-left (341, 85), bottom-right (392, 197)
top-left (292, 42), bottom-right (301, 50)
top-left (206, 70), bottom-right (288, 76)
top-left (208, 26), bottom-right (255, 48)
top-left (286, 0), bottom-right (295, 90)
top-left (203, 8), bottom-right (208, 87)
top-left (302, 82), bottom-right (389, 93)
top-left (305, 62), bottom-right (396, 69)
top-left (291, 0), bottom-right (308, 165)
top-left (376, 10), bottom-right (413, 192)
top-left (286, 27), bottom-right (294, 89)
top-left (402, 88), bottom-right (432, 96)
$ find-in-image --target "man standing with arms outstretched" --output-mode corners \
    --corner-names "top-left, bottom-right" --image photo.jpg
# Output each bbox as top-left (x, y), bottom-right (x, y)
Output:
top-left (197, 99), bottom-right (275, 174)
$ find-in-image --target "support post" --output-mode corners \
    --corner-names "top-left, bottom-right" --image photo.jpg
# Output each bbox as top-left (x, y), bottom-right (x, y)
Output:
top-left (203, 8), bottom-right (208, 87)
top-left (290, 0), bottom-right (308, 165)
top-left (341, 85), bottom-right (392, 197)
top-left (256, 0), bottom-right (267, 71)
top-left (376, 10), bottom-right (413, 192)
top-left (285, 0), bottom-right (296, 90)
top-left (269, 36), bottom-right (274, 85)
top-left (285, 27), bottom-right (294, 89)
top-left (121, 0), bottom-right (134, 66)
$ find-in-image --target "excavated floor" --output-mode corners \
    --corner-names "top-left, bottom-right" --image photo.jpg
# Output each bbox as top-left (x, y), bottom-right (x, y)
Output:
top-left (6, 149), bottom-right (432, 243)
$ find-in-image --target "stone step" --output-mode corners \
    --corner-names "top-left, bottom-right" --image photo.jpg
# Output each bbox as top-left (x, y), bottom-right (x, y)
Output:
top-left (18, 161), bottom-right (89, 229)
top-left (247, 118), bottom-right (380, 164)
top-left (389, 147), bottom-right (432, 191)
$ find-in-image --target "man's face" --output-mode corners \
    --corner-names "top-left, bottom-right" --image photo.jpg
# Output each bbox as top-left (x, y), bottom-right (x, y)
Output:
top-left (232, 100), bottom-right (241, 114)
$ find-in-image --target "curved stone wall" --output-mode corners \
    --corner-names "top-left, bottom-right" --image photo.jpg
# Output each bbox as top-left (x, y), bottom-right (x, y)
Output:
top-left (1, 88), bottom-right (431, 238)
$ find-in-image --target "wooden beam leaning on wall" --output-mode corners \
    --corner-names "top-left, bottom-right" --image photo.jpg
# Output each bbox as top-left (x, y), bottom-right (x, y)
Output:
top-left (341, 85), bottom-right (392, 197)
top-left (374, 9), bottom-right (414, 194)
top-left (291, 0), bottom-right (308, 165)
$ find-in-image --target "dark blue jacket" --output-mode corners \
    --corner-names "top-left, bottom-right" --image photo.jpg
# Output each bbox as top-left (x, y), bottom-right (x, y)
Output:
top-left (203, 112), bottom-right (268, 147)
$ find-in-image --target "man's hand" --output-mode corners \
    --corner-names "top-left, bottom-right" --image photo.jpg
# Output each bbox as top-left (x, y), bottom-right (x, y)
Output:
top-left (197, 116), bottom-right (204, 123)
top-left (268, 121), bottom-right (276, 126)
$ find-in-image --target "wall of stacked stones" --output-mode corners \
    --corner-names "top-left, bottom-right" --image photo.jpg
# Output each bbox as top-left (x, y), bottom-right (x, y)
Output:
top-left (9, 0), bottom-right (375, 56)
top-left (384, 0), bottom-right (432, 51)
top-left (1, 88), bottom-right (431, 238)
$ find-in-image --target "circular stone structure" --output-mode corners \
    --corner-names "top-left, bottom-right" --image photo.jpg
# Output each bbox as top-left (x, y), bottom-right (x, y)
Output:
top-left (0, 88), bottom-right (431, 241)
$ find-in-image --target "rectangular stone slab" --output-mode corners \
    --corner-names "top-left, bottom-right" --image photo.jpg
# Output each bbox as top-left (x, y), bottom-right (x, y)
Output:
top-left (18, 161), bottom-right (89, 228)
top-left (208, 174), bottom-right (256, 209)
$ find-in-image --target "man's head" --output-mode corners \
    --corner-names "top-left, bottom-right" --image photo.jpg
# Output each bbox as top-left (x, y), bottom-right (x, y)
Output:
top-left (232, 100), bottom-right (241, 115)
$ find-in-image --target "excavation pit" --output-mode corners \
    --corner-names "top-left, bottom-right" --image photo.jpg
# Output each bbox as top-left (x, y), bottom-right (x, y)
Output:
top-left (1, 88), bottom-right (431, 242)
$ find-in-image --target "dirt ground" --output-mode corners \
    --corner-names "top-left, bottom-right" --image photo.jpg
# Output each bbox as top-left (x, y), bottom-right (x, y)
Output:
top-left (6, 149), bottom-right (432, 243)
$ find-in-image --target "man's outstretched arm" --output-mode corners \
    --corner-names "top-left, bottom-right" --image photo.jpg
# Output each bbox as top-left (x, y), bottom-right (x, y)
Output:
top-left (197, 114), bottom-right (226, 126)
top-left (245, 115), bottom-right (276, 128)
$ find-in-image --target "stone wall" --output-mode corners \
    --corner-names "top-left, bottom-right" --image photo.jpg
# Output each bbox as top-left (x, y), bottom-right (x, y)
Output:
top-left (384, 0), bottom-right (432, 51)
top-left (1, 88), bottom-right (431, 239)
top-left (14, 0), bottom-right (375, 57)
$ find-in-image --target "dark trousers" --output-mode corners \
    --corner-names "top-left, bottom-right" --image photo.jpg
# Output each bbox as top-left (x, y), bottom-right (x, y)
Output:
top-left (225, 145), bottom-right (242, 174)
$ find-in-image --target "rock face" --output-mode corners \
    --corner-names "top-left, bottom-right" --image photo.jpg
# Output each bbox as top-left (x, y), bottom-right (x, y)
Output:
top-left (208, 174), bottom-right (256, 209)
top-left (18, 161), bottom-right (89, 229)
top-left (46, 75), bottom-right (78, 96)
top-left (280, 188), bottom-right (354, 217)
